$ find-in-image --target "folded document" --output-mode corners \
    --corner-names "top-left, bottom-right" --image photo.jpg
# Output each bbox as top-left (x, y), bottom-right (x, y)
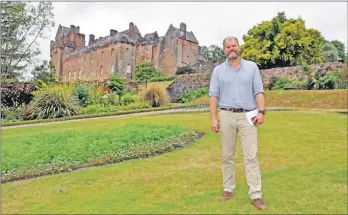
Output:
top-left (245, 109), bottom-right (259, 126)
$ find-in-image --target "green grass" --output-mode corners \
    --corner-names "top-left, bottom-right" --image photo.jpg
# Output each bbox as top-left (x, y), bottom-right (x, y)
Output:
top-left (188, 89), bottom-right (348, 110)
top-left (2, 111), bottom-right (347, 214)
top-left (2, 123), bottom-right (184, 172)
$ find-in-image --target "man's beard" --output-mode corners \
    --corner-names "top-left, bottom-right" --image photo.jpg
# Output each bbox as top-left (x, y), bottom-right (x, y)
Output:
top-left (227, 51), bottom-right (239, 60)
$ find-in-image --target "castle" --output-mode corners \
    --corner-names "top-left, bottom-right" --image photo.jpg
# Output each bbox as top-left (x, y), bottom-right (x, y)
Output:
top-left (50, 22), bottom-right (205, 81)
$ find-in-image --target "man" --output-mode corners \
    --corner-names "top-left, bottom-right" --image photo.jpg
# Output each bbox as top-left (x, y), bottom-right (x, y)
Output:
top-left (209, 36), bottom-right (267, 210)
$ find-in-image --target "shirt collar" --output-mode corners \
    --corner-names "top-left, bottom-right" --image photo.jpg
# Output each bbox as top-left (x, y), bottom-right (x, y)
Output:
top-left (225, 58), bottom-right (244, 69)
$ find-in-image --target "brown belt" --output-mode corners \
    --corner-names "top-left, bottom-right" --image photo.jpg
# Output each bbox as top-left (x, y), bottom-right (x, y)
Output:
top-left (220, 108), bottom-right (253, 112)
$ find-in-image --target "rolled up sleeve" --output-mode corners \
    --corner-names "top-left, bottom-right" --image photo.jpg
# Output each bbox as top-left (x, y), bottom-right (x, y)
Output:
top-left (252, 63), bottom-right (265, 96)
top-left (209, 68), bottom-right (219, 97)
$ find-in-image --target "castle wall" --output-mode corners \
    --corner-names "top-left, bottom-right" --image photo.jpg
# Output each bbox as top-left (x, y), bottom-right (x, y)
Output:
top-left (177, 38), bottom-right (199, 67)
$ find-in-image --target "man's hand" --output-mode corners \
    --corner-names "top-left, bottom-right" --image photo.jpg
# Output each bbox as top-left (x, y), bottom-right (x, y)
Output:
top-left (211, 118), bottom-right (219, 133)
top-left (252, 113), bottom-right (264, 126)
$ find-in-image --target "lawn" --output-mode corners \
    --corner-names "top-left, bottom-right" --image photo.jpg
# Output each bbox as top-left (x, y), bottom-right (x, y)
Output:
top-left (2, 123), bottom-right (199, 182)
top-left (2, 111), bottom-right (347, 214)
top-left (188, 89), bottom-right (348, 110)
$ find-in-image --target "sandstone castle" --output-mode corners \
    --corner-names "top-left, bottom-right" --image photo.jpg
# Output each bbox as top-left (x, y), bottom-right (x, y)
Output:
top-left (50, 22), bottom-right (205, 81)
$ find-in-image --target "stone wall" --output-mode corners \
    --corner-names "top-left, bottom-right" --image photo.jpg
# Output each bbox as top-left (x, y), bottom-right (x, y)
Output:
top-left (166, 74), bottom-right (211, 102)
top-left (166, 61), bottom-right (347, 102)
top-left (261, 61), bottom-right (346, 85)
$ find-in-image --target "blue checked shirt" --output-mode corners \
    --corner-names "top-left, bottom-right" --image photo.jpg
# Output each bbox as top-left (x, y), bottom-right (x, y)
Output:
top-left (209, 59), bottom-right (264, 110)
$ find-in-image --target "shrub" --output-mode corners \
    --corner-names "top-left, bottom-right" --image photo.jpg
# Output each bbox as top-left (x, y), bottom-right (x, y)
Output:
top-left (108, 75), bottom-right (125, 103)
top-left (73, 84), bottom-right (93, 107)
top-left (143, 87), bottom-right (168, 107)
top-left (176, 66), bottom-right (195, 75)
top-left (121, 92), bottom-right (136, 106)
top-left (313, 69), bottom-right (347, 90)
top-left (0, 106), bottom-right (23, 122)
top-left (133, 61), bottom-right (163, 88)
top-left (0, 82), bottom-right (35, 107)
top-left (179, 87), bottom-right (209, 103)
top-left (149, 76), bottom-right (176, 82)
top-left (82, 103), bottom-right (151, 114)
top-left (29, 83), bottom-right (81, 119)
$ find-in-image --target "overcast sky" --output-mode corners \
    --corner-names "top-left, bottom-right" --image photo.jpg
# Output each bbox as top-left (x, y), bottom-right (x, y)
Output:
top-left (39, 2), bottom-right (347, 63)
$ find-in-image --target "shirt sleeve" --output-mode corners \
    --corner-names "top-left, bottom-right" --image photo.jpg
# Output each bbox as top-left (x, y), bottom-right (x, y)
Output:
top-left (209, 68), bottom-right (219, 97)
top-left (252, 63), bottom-right (265, 96)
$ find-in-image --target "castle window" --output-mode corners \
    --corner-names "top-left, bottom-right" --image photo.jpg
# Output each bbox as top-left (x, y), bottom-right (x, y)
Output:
top-left (100, 66), bottom-right (103, 75)
top-left (102, 52), bottom-right (105, 59)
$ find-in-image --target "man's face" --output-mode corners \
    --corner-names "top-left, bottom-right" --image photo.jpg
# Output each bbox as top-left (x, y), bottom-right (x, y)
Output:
top-left (224, 39), bottom-right (240, 60)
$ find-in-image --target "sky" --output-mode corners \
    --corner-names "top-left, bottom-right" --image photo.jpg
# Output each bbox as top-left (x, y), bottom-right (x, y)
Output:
top-left (38, 1), bottom-right (347, 64)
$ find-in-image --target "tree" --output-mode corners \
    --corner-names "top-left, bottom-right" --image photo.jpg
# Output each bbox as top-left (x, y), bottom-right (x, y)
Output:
top-left (133, 61), bottom-right (162, 88)
top-left (1, 2), bottom-right (54, 79)
top-left (31, 60), bottom-right (57, 85)
top-left (322, 42), bottom-right (340, 62)
top-left (200, 45), bottom-right (225, 62)
top-left (330, 40), bottom-right (346, 61)
top-left (240, 12), bottom-right (324, 69)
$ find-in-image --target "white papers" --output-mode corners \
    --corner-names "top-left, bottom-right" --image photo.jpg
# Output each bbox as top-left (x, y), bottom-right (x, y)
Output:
top-left (245, 109), bottom-right (259, 126)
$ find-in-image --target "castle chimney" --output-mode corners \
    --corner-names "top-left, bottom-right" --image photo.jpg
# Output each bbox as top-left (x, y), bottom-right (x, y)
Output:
top-left (129, 22), bottom-right (134, 29)
top-left (110, 29), bottom-right (118, 36)
top-left (70, 25), bottom-right (76, 31)
top-left (76, 26), bottom-right (80, 33)
top-left (180, 22), bottom-right (186, 33)
top-left (88, 34), bottom-right (95, 45)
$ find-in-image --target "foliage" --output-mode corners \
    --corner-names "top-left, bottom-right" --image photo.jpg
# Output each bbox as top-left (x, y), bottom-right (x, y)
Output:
top-left (29, 82), bottom-right (80, 119)
top-left (322, 42), bottom-right (341, 62)
top-left (149, 76), bottom-right (176, 82)
top-left (92, 91), bottom-right (119, 107)
top-left (108, 75), bottom-right (125, 104)
top-left (313, 69), bottom-right (348, 90)
top-left (179, 87), bottom-right (209, 103)
top-left (176, 66), bottom-right (195, 75)
top-left (273, 77), bottom-right (307, 90)
top-left (133, 61), bottom-right (163, 88)
top-left (73, 84), bottom-right (93, 107)
top-left (200, 45), bottom-right (225, 62)
top-left (143, 87), bottom-right (168, 107)
top-left (121, 92), bottom-right (136, 106)
top-left (0, 81), bottom-right (35, 107)
top-left (31, 60), bottom-right (58, 85)
top-left (1, 2), bottom-right (54, 79)
top-left (241, 12), bottom-right (324, 69)
top-left (0, 106), bottom-right (23, 123)
top-left (329, 40), bottom-right (346, 61)
top-left (82, 103), bottom-right (151, 114)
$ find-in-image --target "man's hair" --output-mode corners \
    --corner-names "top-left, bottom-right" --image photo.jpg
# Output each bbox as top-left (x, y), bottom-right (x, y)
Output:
top-left (222, 36), bottom-right (239, 49)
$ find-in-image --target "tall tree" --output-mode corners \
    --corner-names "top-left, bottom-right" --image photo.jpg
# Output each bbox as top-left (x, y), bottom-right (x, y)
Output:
top-left (200, 45), bottom-right (225, 62)
top-left (240, 12), bottom-right (324, 69)
top-left (1, 2), bottom-right (54, 79)
top-left (322, 42), bottom-right (340, 62)
top-left (329, 40), bottom-right (346, 60)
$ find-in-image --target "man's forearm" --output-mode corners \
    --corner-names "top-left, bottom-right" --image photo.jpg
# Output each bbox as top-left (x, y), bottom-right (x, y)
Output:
top-left (255, 93), bottom-right (265, 110)
top-left (210, 96), bottom-right (218, 120)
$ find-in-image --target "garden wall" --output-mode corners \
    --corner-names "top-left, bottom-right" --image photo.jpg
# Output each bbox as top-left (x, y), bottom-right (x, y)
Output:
top-left (166, 62), bottom-right (346, 102)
